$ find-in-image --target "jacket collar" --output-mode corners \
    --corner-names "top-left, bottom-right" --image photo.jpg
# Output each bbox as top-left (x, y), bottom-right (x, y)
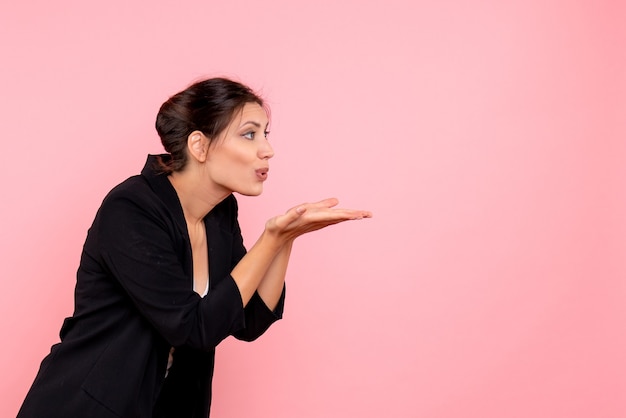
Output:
top-left (140, 154), bottom-right (188, 236)
top-left (140, 154), bottom-right (229, 233)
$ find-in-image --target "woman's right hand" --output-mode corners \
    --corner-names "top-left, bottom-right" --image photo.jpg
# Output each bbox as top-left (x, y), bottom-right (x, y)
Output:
top-left (264, 198), bottom-right (372, 245)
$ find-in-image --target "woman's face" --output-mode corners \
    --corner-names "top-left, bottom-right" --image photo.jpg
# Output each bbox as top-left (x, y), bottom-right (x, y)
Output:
top-left (205, 102), bottom-right (274, 196)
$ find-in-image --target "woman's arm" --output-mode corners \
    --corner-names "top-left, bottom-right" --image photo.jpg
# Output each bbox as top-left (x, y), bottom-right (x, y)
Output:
top-left (256, 239), bottom-right (292, 311)
top-left (99, 191), bottom-right (368, 349)
top-left (229, 238), bottom-right (289, 342)
top-left (231, 198), bottom-right (371, 307)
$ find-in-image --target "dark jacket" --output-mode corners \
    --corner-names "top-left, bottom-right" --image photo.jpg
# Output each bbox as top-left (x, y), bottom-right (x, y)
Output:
top-left (18, 155), bottom-right (285, 418)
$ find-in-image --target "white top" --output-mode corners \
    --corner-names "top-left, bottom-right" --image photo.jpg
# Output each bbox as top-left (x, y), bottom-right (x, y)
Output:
top-left (194, 280), bottom-right (209, 297)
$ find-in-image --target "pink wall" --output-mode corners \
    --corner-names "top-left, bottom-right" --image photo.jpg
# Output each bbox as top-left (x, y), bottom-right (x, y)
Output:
top-left (2, 1), bottom-right (625, 417)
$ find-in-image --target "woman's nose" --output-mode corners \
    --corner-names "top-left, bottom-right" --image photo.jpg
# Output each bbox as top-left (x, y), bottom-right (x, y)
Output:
top-left (259, 140), bottom-right (274, 159)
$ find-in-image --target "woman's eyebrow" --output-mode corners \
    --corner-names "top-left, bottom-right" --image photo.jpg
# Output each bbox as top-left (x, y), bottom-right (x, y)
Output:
top-left (241, 121), bottom-right (269, 129)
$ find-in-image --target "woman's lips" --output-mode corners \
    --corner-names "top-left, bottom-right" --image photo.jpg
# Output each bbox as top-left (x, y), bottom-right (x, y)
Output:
top-left (255, 167), bottom-right (269, 181)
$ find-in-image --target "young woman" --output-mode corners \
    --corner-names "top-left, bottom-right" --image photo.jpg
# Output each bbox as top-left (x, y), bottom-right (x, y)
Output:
top-left (17, 77), bottom-right (371, 418)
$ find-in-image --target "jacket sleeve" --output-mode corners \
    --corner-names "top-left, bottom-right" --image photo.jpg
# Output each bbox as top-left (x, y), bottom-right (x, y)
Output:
top-left (96, 190), bottom-right (246, 351)
top-left (229, 205), bottom-right (286, 342)
top-left (233, 289), bottom-right (285, 342)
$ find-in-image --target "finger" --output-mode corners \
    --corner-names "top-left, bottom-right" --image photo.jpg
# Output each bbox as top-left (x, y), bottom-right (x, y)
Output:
top-left (327, 207), bottom-right (372, 216)
top-left (308, 198), bottom-right (339, 209)
top-left (335, 209), bottom-right (372, 218)
top-left (321, 207), bottom-right (371, 218)
top-left (274, 204), bottom-right (306, 228)
top-left (285, 199), bottom-right (335, 217)
top-left (301, 208), bottom-right (371, 222)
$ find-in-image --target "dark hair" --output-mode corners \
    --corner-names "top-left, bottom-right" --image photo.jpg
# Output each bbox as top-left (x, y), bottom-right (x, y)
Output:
top-left (155, 77), bottom-right (265, 173)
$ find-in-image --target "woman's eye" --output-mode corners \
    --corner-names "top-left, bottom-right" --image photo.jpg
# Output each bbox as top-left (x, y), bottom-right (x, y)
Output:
top-left (243, 131), bottom-right (255, 140)
top-left (264, 131), bottom-right (270, 139)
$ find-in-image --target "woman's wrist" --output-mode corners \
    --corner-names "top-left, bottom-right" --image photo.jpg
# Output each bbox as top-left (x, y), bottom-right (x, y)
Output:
top-left (260, 227), bottom-right (290, 252)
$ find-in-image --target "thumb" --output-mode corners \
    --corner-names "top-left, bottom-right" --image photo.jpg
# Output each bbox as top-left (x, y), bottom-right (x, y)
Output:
top-left (276, 205), bottom-right (306, 228)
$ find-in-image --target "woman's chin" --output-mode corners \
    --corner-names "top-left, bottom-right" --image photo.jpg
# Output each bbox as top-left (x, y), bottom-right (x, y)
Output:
top-left (237, 186), bottom-right (264, 197)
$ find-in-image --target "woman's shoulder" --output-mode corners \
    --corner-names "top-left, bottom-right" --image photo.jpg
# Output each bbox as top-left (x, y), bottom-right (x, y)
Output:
top-left (100, 155), bottom-right (175, 204)
top-left (96, 173), bottom-right (176, 221)
top-left (104, 175), bottom-right (154, 204)
top-left (90, 174), bottom-right (184, 239)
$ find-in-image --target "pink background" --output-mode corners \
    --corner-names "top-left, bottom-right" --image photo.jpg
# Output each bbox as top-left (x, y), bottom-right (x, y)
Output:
top-left (1, 1), bottom-right (625, 417)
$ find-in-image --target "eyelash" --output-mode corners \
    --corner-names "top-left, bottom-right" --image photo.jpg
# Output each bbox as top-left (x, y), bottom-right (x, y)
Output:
top-left (243, 131), bottom-right (270, 140)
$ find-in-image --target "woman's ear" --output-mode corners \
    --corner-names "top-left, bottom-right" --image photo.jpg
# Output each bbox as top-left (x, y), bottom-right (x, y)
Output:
top-left (187, 131), bottom-right (209, 163)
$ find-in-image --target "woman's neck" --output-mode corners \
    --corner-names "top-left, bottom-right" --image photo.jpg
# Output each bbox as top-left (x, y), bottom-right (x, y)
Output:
top-left (167, 169), bottom-right (229, 225)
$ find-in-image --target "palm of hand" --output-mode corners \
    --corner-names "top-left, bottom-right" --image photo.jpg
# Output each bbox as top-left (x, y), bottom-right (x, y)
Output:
top-left (265, 198), bottom-right (372, 243)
